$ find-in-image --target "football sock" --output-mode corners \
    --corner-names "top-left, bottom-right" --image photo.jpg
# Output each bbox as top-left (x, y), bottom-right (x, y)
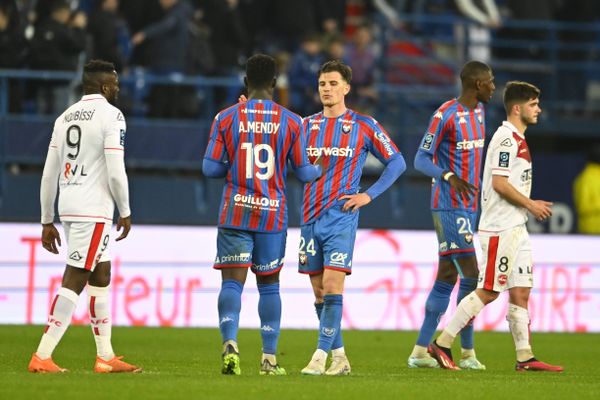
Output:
top-left (315, 301), bottom-right (344, 351)
top-left (88, 285), bottom-right (115, 361)
top-left (416, 280), bottom-right (453, 347)
top-left (458, 278), bottom-right (477, 349)
top-left (438, 292), bottom-right (485, 348)
top-left (410, 345), bottom-right (429, 358)
top-left (36, 287), bottom-right (79, 359)
top-left (218, 279), bottom-right (243, 343)
top-left (332, 347), bottom-right (346, 357)
top-left (317, 294), bottom-right (343, 352)
top-left (257, 283), bottom-right (281, 355)
top-left (507, 303), bottom-right (534, 362)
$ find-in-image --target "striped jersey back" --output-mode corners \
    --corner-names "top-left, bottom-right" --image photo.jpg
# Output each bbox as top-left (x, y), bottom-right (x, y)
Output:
top-left (204, 99), bottom-right (309, 232)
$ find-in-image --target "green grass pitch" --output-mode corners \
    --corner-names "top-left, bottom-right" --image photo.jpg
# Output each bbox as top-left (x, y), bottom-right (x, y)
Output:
top-left (1, 325), bottom-right (598, 399)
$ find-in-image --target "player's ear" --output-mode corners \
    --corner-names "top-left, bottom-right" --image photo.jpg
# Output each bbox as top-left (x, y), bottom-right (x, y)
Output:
top-left (344, 83), bottom-right (351, 95)
top-left (243, 76), bottom-right (248, 89)
top-left (271, 77), bottom-right (277, 89)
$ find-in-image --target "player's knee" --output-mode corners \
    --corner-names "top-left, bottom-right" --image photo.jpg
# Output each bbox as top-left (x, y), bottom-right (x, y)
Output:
top-left (256, 273), bottom-right (279, 285)
top-left (437, 261), bottom-right (458, 284)
top-left (62, 265), bottom-right (91, 294)
top-left (476, 288), bottom-right (499, 304)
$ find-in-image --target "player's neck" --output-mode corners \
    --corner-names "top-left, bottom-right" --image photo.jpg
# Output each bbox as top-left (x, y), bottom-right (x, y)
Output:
top-left (247, 89), bottom-right (272, 101)
top-left (456, 94), bottom-right (478, 109)
top-left (322, 103), bottom-right (347, 118)
top-left (507, 116), bottom-right (527, 136)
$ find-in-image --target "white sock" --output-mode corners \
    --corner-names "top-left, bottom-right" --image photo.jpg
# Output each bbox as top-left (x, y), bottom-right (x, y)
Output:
top-left (507, 303), bottom-right (534, 362)
top-left (410, 345), bottom-right (428, 358)
top-left (88, 285), bottom-right (114, 361)
top-left (312, 349), bottom-right (327, 363)
top-left (262, 353), bottom-right (277, 364)
top-left (332, 347), bottom-right (346, 358)
top-left (439, 292), bottom-right (485, 347)
top-left (36, 287), bottom-right (79, 359)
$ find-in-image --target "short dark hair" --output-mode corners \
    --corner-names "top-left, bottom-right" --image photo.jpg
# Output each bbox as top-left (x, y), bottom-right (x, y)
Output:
top-left (460, 60), bottom-right (491, 86)
top-left (50, 0), bottom-right (71, 14)
top-left (245, 54), bottom-right (276, 89)
top-left (82, 59), bottom-right (116, 89)
top-left (318, 60), bottom-right (352, 83)
top-left (503, 81), bottom-right (541, 114)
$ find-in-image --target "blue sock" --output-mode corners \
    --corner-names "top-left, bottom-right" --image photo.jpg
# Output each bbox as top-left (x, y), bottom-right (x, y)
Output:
top-left (317, 294), bottom-right (343, 352)
top-left (416, 280), bottom-right (454, 347)
top-left (458, 277), bottom-right (477, 350)
top-left (218, 279), bottom-right (243, 343)
top-left (258, 283), bottom-right (281, 355)
top-left (315, 301), bottom-right (344, 350)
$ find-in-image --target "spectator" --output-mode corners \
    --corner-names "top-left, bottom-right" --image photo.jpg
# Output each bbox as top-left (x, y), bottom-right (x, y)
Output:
top-left (200, 0), bottom-right (247, 108)
top-left (266, 0), bottom-right (320, 52)
top-left (29, 0), bottom-right (87, 114)
top-left (345, 24), bottom-right (377, 111)
top-left (288, 33), bottom-right (324, 116)
top-left (88, 0), bottom-right (129, 72)
top-left (0, 1), bottom-right (27, 112)
top-left (573, 145), bottom-right (600, 234)
top-left (454, 0), bottom-right (501, 62)
top-left (131, 0), bottom-right (194, 118)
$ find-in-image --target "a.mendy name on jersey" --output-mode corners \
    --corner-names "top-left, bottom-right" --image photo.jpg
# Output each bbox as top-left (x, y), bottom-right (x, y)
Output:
top-left (238, 121), bottom-right (280, 134)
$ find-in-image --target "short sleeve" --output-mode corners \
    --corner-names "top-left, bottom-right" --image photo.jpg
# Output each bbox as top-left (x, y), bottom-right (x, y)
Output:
top-left (204, 113), bottom-right (227, 162)
top-left (490, 134), bottom-right (518, 177)
top-left (366, 117), bottom-right (400, 165)
top-left (104, 109), bottom-right (126, 155)
top-left (418, 108), bottom-right (449, 155)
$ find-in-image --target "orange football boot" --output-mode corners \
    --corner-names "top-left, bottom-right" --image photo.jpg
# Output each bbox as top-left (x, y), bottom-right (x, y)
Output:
top-left (94, 356), bottom-right (142, 373)
top-left (28, 353), bottom-right (67, 373)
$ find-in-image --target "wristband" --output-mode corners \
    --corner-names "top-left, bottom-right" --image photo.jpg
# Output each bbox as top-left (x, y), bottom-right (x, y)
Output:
top-left (443, 171), bottom-right (455, 182)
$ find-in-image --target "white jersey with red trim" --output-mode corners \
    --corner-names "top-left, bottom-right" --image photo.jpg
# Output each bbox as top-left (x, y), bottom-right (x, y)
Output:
top-left (479, 121), bottom-right (532, 232)
top-left (44, 94), bottom-right (128, 223)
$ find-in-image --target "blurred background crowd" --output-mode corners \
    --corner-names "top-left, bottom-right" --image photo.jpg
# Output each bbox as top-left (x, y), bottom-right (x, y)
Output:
top-left (0, 0), bottom-right (599, 234)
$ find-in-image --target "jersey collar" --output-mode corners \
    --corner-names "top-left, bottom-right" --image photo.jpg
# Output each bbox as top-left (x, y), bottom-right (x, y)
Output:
top-left (80, 94), bottom-right (107, 102)
top-left (502, 120), bottom-right (524, 138)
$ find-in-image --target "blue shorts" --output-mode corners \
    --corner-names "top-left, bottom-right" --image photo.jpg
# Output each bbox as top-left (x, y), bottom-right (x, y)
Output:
top-left (214, 228), bottom-right (286, 275)
top-left (298, 203), bottom-right (359, 275)
top-left (432, 210), bottom-right (477, 259)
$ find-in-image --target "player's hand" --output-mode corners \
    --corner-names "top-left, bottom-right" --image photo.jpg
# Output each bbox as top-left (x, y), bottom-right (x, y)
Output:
top-left (339, 193), bottom-right (371, 212)
top-left (448, 175), bottom-right (478, 200)
top-left (312, 155), bottom-right (324, 178)
top-left (527, 200), bottom-right (553, 221)
top-left (238, 94), bottom-right (247, 103)
top-left (41, 223), bottom-right (61, 254)
top-left (131, 32), bottom-right (145, 46)
top-left (116, 216), bottom-right (131, 241)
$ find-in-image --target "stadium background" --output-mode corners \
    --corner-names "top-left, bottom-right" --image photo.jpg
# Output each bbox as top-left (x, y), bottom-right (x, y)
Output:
top-left (0, 0), bottom-right (599, 333)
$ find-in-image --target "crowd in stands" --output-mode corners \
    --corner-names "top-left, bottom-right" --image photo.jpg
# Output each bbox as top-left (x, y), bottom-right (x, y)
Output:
top-left (1, 0), bottom-right (600, 118)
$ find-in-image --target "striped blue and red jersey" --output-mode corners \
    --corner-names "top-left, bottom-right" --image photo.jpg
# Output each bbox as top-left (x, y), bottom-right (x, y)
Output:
top-left (204, 99), bottom-right (310, 232)
top-left (301, 109), bottom-right (400, 224)
top-left (418, 99), bottom-right (486, 211)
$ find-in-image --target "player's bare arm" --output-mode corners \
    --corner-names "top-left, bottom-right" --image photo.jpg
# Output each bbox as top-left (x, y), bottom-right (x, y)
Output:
top-left (41, 223), bottom-right (61, 254)
top-left (116, 216), bottom-right (131, 241)
top-left (492, 175), bottom-right (552, 221)
top-left (339, 193), bottom-right (372, 212)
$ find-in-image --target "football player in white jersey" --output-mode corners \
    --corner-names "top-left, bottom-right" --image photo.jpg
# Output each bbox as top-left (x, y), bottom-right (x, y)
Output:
top-left (428, 81), bottom-right (563, 372)
top-left (28, 60), bottom-right (140, 373)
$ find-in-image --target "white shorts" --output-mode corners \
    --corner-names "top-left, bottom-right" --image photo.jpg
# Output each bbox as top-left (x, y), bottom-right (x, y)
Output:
top-left (63, 221), bottom-right (111, 271)
top-left (477, 224), bottom-right (533, 292)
